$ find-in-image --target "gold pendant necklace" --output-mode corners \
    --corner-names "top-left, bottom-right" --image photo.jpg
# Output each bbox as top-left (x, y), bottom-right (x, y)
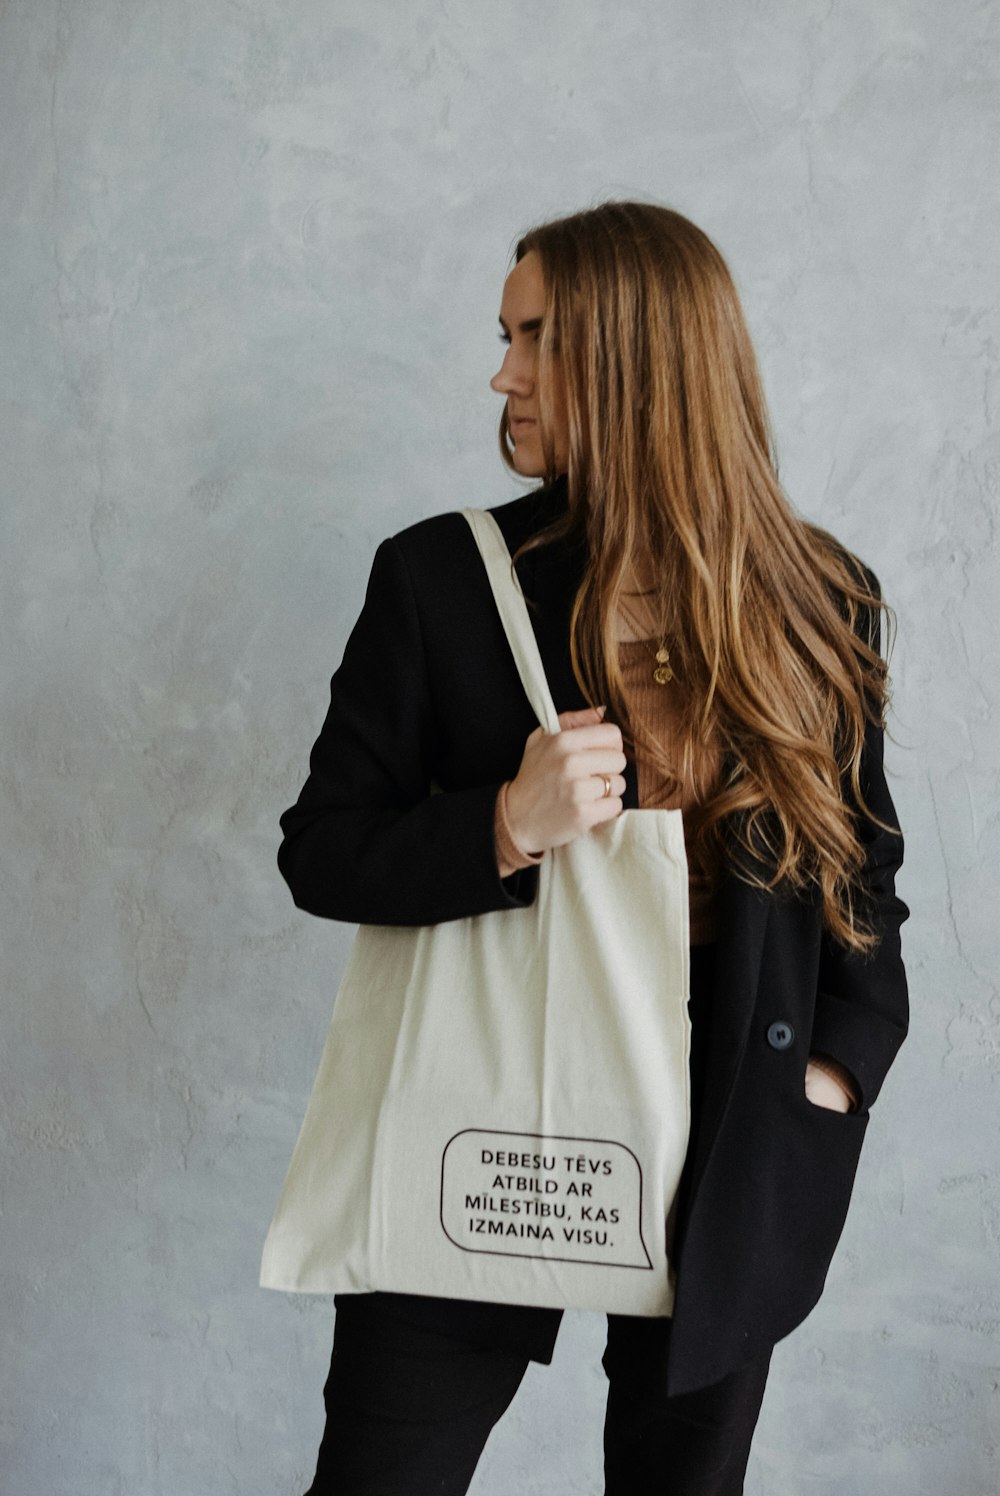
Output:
top-left (617, 597), bottom-right (674, 685)
top-left (652, 646), bottom-right (674, 685)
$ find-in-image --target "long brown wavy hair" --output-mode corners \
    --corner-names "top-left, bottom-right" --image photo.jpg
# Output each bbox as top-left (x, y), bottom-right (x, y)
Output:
top-left (499, 200), bottom-right (897, 953)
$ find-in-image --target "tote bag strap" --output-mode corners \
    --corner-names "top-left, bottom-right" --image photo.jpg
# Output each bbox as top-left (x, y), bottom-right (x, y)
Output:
top-left (461, 507), bottom-right (562, 735)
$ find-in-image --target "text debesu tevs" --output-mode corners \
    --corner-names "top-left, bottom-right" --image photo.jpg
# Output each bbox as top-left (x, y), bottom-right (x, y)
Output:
top-left (440, 1131), bottom-right (653, 1269)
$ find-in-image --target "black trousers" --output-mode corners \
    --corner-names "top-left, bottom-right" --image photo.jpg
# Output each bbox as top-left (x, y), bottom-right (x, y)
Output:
top-left (303, 946), bottom-right (772, 1495)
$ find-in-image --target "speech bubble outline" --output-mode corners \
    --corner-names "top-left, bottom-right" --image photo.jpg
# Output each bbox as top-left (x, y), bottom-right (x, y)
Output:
top-left (440, 1128), bottom-right (654, 1270)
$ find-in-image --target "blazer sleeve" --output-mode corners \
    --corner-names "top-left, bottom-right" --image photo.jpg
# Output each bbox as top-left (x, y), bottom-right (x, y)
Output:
top-left (276, 533), bottom-right (542, 926)
top-left (808, 577), bottom-right (910, 1111)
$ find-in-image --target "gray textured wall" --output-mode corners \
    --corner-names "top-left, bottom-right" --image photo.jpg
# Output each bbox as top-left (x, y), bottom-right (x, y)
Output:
top-left (2, 1), bottom-right (997, 1492)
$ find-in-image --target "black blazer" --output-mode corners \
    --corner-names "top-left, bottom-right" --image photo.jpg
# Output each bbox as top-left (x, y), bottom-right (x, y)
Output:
top-left (277, 478), bottom-right (909, 1396)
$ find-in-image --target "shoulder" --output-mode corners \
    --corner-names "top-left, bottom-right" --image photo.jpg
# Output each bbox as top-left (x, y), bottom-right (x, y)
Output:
top-left (806, 522), bottom-right (880, 595)
top-left (805, 523), bottom-right (884, 653)
top-left (387, 480), bottom-right (568, 580)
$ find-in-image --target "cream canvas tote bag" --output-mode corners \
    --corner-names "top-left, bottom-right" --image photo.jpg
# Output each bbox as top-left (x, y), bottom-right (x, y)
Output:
top-left (260, 506), bottom-right (692, 1316)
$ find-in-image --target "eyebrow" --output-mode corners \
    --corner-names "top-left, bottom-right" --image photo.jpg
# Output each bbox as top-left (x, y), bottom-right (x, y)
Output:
top-left (498, 315), bottom-right (544, 334)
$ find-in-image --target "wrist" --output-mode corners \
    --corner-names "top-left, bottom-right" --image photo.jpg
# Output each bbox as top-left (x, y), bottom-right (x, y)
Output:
top-left (495, 781), bottom-right (544, 875)
top-left (502, 778), bottom-right (544, 859)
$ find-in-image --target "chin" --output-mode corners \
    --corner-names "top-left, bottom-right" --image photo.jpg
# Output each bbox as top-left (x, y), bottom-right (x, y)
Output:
top-left (511, 451), bottom-right (546, 479)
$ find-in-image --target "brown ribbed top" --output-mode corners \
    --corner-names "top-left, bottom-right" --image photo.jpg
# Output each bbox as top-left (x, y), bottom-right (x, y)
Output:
top-left (494, 638), bottom-right (725, 945)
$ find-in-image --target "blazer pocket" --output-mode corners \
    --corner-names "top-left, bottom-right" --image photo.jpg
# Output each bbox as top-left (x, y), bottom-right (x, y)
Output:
top-left (773, 1086), bottom-right (871, 1279)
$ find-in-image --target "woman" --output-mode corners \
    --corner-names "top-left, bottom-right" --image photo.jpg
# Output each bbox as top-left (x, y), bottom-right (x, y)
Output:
top-left (273, 201), bottom-right (909, 1494)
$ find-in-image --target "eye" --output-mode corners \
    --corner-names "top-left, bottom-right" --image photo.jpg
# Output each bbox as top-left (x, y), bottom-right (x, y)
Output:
top-left (498, 333), bottom-right (511, 345)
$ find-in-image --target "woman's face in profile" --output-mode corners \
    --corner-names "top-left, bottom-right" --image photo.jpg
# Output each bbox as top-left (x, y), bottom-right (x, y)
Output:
top-left (491, 249), bottom-right (569, 477)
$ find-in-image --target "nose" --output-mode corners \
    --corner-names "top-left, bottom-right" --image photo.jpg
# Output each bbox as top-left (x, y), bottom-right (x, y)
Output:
top-left (490, 344), bottom-right (533, 397)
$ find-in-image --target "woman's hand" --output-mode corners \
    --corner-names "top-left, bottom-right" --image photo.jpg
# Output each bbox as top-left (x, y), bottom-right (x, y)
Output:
top-left (804, 1056), bottom-right (856, 1113)
top-left (505, 706), bottom-right (627, 854)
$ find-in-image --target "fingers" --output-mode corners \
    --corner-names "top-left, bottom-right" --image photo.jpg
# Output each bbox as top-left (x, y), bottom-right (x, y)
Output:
top-left (586, 779), bottom-right (625, 829)
top-left (514, 707), bottom-right (628, 848)
top-left (555, 708), bottom-right (624, 756)
top-left (562, 745), bottom-right (628, 780)
top-left (547, 710), bottom-right (627, 788)
top-left (557, 705), bottom-right (607, 728)
top-left (588, 771), bottom-right (627, 802)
